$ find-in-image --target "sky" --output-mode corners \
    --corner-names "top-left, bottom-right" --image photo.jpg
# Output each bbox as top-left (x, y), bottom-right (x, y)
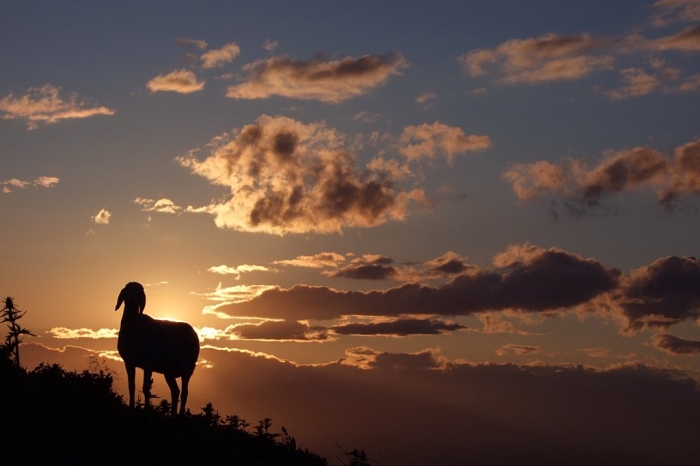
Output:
top-left (2, 1), bottom-right (700, 464)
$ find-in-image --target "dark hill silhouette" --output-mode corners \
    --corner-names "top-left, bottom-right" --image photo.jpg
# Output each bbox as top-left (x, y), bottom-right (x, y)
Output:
top-left (0, 351), bottom-right (329, 465)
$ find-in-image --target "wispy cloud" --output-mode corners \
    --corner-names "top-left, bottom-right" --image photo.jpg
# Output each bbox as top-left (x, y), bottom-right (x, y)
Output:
top-left (207, 264), bottom-right (271, 279)
top-left (226, 52), bottom-right (407, 103)
top-left (263, 39), bottom-right (279, 51)
top-left (134, 197), bottom-right (182, 214)
top-left (459, 33), bottom-right (615, 85)
top-left (495, 343), bottom-right (540, 356)
top-left (651, 333), bottom-right (700, 355)
top-left (503, 138), bottom-right (700, 213)
top-left (146, 69), bottom-right (205, 93)
top-left (178, 115), bottom-right (425, 234)
top-left (1, 176), bottom-right (59, 194)
top-left (331, 318), bottom-right (466, 337)
top-left (201, 43), bottom-right (241, 69)
top-left (0, 84), bottom-right (114, 129)
top-left (48, 327), bottom-right (119, 339)
top-left (175, 37), bottom-right (208, 50)
top-left (273, 252), bottom-right (347, 269)
top-left (650, 0), bottom-right (700, 27)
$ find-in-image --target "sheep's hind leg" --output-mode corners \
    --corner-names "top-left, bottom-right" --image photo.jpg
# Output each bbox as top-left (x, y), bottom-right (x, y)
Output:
top-left (165, 373), bottom-right (180, 416)
top-left (125, 363), bottom-right (136, 409)
top-left (179, 372), bottom-right (192, 415)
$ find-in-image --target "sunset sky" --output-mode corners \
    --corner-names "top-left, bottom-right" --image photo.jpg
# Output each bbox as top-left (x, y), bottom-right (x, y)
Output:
top-left (3, 1), bottom-right (700, 464)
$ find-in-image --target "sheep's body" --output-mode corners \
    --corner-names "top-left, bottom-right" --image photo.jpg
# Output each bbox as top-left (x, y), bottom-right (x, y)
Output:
top-left (115, 282), bottom-right (199, 415)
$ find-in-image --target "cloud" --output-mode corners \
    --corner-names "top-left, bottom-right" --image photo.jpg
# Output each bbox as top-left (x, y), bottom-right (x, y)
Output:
top-left (652, 25), bottom-right (700, 51)
top-left (605, 68), bottom-right (660, 99)
top-left (207, 264), bottom-right (271, 279)
top-left (214, 244), bottom-right (619, 320)
top-left (92, 209), bottom-right (111, 225)
top-left (416, 90), bottom-right (436, 104)
top-left (331, 318), bottom-right (466, 337)
top-left (175, 37), bottom-right (208, 50)
top-left (47, 327), bottom-right (119, 339)
top-left (651, 0), bottom-right (700, 27)
top-left (326, 254), bottom-right (397, 280)
top-left (459, 33), bottom-right (615, 85)
top-left (178, 115), bottom-right (425, 234)
top-left (424, 251), bottom-right (472, 277)
top-left (198, 320), bottom-right (327, 342)
top-left (225, 52), bottom-right (407, 103)
top-left (495, 344), bottom-right (540, 356)
top-left (613, 255), bottom-right (700, 331)
top-left (133, 197), bottom-right (182, 213)
top-left (679, 73), bottom-right (700, 91)
top-left (651, 333), bottom-right (700, 355)
top-left (21, 343), bottom-right (700, 466)
top-left (503, 138), bottom-right (700, 212)
top-left (201, 43), bottom-right (241, 68)
top-left (399, 121), bottom-right (491, 162)
top-left (146, 69), bottom-right (205, 94)
top-left (273, 252), bottom-right (347, 268)
top-left (1, 176), bottom-right (59, 194)
top-left (0, 84), bottom-right (114, 129)
top-left (263, 39), bottom-right (279, 51)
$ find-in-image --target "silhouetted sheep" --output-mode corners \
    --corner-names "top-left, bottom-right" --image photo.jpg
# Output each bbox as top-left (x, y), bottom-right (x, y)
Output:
top-left (115, 282), bottom-right (200, 415)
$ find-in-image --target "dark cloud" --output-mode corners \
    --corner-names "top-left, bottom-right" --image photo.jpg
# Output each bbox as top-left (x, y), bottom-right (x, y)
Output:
top-left (179, 115), bottom-right (425, 234)
top-left (504, 139), bottom-right (700, 214)
top-left (330, 264), bottom-right (397, 280)
top-left (217, 244), bottom-right (619, 320)
top-left (22, 343), bottom-right (700, 466)
top-left (615, 255), bottom-right (700, 330)
top-left (652, 333), bottom-right (700, 355)
top-left (228, 320), bottom-right (327, 342)
top-left (226, 53), bottom-right (407, 103)
top-left (331, 318), bottom-right (465, 336)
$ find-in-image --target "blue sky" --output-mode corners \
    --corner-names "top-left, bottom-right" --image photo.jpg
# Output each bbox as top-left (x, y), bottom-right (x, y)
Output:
top-left (2, 1), bottom-right (700, 464)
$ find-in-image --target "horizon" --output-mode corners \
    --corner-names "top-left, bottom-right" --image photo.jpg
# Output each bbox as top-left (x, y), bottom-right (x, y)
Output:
top-left (2, 1), bottom-right (700, 464)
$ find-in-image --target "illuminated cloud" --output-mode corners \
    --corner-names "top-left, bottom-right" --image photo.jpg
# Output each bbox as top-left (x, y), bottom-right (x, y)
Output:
top-left (207, 264), bottom-right (271, 279)
top-left (175, 37), bottom-right (208, 49)
top-left (652, 25), bottom-right (700, 52)
top-left (178, 115), bottom-right (425, 234)
top-left (92, 208), bottom-right (111, 225)
top-left (48, 327), bottom-right (119, 339)
top-left (0, 84), bottom-right (114, 129)
top-left (399, 121), bottom-right (491, 162)
top-left (273, 252), bottom-right (347, 268)
top-left (605, 68), bottom-right (660, 100)
top-left (650, 0), bottom-right (700, 27)
top-left (416, 90), bottom-right (436, 104)
top-left (679, 73), bottom-right (700, 91)
top-left (133, 197), bottom-right (182, 213)
top-left (1, 176), bottom-right (59, 194)
top-left (503, 138), bottom-right (700, 212)
top-left (331, 318), bottom-right (465, 337)
top-left (226, 52), bottom-right (407, 103)
top-left (459, 33), bottom-right (615, 85)
top-left (146, 69), bottom-right (205, 93)
top-left (342, 347), bottom-right (447, 370)
top-left (215, 244), bottom-right (619, 320)
top-left (424, 251), bottom-right (472, 277)
top-left (651, 333), bottom-right (700, 355)
top-left (201, 43), bottom-right (241, 68)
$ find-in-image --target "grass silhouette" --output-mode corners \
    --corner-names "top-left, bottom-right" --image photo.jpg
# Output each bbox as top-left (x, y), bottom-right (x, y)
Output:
top-left (0, 352), bottom-right (331, 465)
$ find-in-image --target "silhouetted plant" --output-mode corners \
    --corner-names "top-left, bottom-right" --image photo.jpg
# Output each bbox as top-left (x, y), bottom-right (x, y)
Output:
top-left (225, 414), bottom-right (250, 432)
top-left (255, 417), bottom-right (281, 442)
top-left (201, 401), bottom-right (222, 426)
top-left (335, 447), bottom-right (375, 466)
top-left (1, 296), bottom-right (34, 368)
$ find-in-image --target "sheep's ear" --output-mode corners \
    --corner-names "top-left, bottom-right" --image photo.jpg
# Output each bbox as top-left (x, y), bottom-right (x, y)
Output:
top-left (115, 287), bottom-right (126, 311)
top-left (139, 289), bottom-right (146, 314)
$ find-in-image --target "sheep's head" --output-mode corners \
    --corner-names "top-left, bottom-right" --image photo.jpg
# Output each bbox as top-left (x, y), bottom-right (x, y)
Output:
top-left (115, 282), bottom-right (146, 314)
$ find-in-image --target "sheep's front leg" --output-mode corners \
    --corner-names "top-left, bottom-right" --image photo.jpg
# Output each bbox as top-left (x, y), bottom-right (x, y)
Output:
top-left (125, 363), bottom-right (136, 409)
top-left (165, 373), bottom-right (180, 416)
top-left (142, 366), bottom-right (153, 409)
